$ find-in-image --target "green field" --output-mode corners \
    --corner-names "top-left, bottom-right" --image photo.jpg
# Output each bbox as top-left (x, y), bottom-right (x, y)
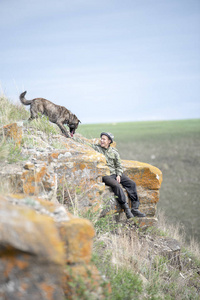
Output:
top-left (78, 119), bottom-right (200, 243)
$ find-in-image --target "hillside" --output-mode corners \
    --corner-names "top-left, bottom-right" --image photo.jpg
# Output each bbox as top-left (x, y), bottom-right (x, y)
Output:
top-left (0, 94), bottom-right (200, 299)
top-left (78, 119), bottom-right (200, 244)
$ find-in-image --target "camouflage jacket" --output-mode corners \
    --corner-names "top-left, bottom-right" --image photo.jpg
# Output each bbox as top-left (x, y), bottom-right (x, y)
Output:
top-left (91, 144), bottom-right (123, 177)
top-left (73, 136), bottom-right (123, 176)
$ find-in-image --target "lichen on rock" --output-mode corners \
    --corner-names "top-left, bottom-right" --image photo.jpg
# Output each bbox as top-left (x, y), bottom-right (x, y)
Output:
top-left (0, 123), bottom-right (164, 299)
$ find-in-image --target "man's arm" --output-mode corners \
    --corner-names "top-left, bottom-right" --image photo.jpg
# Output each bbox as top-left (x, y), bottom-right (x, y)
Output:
top-left (73, 136), bottom-right (102, 153)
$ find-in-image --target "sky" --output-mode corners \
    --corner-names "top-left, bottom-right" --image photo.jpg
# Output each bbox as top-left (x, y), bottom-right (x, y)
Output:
top-left (1, 0), bottom-right (200, 124)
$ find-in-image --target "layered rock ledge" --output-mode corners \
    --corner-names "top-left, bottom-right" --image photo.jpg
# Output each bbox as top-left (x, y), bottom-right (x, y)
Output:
top-left (0, 122), bottom-right (163, 299)
top-left (1, 123), bottom-right (162, 227)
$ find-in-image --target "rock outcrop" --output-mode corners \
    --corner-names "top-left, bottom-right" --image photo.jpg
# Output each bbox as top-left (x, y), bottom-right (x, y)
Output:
top-left (1, 123), bottom-right (162, 226)
top-left (0, 194), bottom-right (106, 300)
top-left (0, 122), bottom-right (163, 299)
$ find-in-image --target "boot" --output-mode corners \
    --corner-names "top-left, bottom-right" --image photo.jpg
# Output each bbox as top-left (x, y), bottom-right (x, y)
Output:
top-left (131, 208), bottom-right (146, 218)
top-left (121, 203), bottom-right (134, 219)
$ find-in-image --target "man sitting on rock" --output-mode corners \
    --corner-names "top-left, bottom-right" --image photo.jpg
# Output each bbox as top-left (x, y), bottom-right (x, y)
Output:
top-left (91, 132), bottom-right (146, 219)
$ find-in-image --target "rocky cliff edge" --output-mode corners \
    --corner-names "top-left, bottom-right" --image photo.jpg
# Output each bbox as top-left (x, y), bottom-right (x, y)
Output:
top-left (0, 122), bottom-right (163, 299)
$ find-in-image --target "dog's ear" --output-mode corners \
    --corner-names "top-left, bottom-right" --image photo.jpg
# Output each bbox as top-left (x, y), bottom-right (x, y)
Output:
top-left (78, 119), bottom-right (81, 123)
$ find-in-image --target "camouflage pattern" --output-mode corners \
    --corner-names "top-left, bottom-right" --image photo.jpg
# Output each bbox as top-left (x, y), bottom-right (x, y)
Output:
top-left (91, 144), bottom-right (123, 176)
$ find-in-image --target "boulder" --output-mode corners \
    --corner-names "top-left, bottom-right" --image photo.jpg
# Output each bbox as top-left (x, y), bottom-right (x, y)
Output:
top-left (0, 195), bottom-right (64, 300)
top-left (122, 160), bottom-right (162, 190)
top-left (0, 194), bottom-right (105, 299)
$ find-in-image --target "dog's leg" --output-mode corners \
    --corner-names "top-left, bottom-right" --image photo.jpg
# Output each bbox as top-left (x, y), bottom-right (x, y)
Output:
top-left (29, 106), bottom-right (39, 121)
top-left (28, 115), bottom-right (38, 122)
top-left (56, 122), bottom-right (70, 138)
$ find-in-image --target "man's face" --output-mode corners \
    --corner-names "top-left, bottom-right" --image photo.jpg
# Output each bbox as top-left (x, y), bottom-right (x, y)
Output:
top-left (100, 135), bottom-right (111, 149)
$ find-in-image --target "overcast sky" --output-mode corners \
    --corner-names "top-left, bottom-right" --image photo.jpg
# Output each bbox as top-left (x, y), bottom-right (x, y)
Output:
top-left (1, 0), bottom-right (200, 123)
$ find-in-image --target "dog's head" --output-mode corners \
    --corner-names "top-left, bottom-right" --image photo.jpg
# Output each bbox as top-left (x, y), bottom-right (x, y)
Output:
top-left (67, 115), bottom-right (81, 137)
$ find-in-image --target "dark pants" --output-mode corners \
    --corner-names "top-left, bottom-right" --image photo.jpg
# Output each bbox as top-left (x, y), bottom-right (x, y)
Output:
top-left (102, 174), bottom-right (140, 209)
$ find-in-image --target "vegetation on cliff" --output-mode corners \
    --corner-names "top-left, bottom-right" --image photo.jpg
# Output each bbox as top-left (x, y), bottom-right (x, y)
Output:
top-left (0, 93), bottom-right (200, 299)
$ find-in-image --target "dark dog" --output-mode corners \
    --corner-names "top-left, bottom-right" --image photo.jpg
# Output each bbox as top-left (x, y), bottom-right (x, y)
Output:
top-left (19, 91), bottom-right (81, 137)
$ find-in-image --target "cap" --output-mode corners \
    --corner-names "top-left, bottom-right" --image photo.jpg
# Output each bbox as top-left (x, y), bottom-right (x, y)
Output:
top-left (100, 132), bottom-right (114, 143)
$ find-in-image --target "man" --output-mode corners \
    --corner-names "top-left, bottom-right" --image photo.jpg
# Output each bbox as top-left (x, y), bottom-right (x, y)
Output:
top-left (91, 132), bottom-right (146, 219)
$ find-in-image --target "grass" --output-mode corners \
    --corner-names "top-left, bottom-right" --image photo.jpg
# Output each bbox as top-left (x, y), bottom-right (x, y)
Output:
top-left (26, 114), bottom-right (60, 135)
top-left (0, 93), bottom-right (62, 161)
top-left (1, 94), bottom-right (200, 299)
top-left (0, 94), bottom-right (29, 125)
top-left (0, 137), bottom-right (29, 164)
top-left (80, 204), bottom-right (200, 299)
top-left (78, 119), bottom-right (200, 244)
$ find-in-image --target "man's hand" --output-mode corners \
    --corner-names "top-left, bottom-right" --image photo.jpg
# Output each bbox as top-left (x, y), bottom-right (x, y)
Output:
top-left (116, 175), bottom-right (121, 183)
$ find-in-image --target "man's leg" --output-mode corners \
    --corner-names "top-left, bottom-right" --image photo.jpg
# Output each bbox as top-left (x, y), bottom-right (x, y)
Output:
top-left (102, 175), bottom-right (134, 219)
top-left (103, 174), bottom-right (126, 205)
top-left (120, 174), bottom-right (146, 217)
top-left (120, 174), bottom-right (140, 208)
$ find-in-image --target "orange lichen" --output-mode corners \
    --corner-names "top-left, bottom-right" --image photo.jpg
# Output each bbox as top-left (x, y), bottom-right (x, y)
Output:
top-left (122, 160), bottom-right (163, 190)
top-left (2, 253), bottom-right (29, 277)
top-left (3, 123), bottom-right (22, 145)
top-left (0, 196), bottom-right (65, 265)
top-left (21, 165), bottom-right (53, 195)
top-left (79, 163), bottom-right (87, 170)
top-left (39, 282), bottom-right (55, 299)
top-left (51, 152), bottom-right (59, 159)
top-left (58, 218), bottom-right (95, 264)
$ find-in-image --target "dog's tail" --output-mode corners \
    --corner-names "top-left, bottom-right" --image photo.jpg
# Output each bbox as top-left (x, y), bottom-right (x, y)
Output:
top-left (19, 91), bottom-right (32, 105)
